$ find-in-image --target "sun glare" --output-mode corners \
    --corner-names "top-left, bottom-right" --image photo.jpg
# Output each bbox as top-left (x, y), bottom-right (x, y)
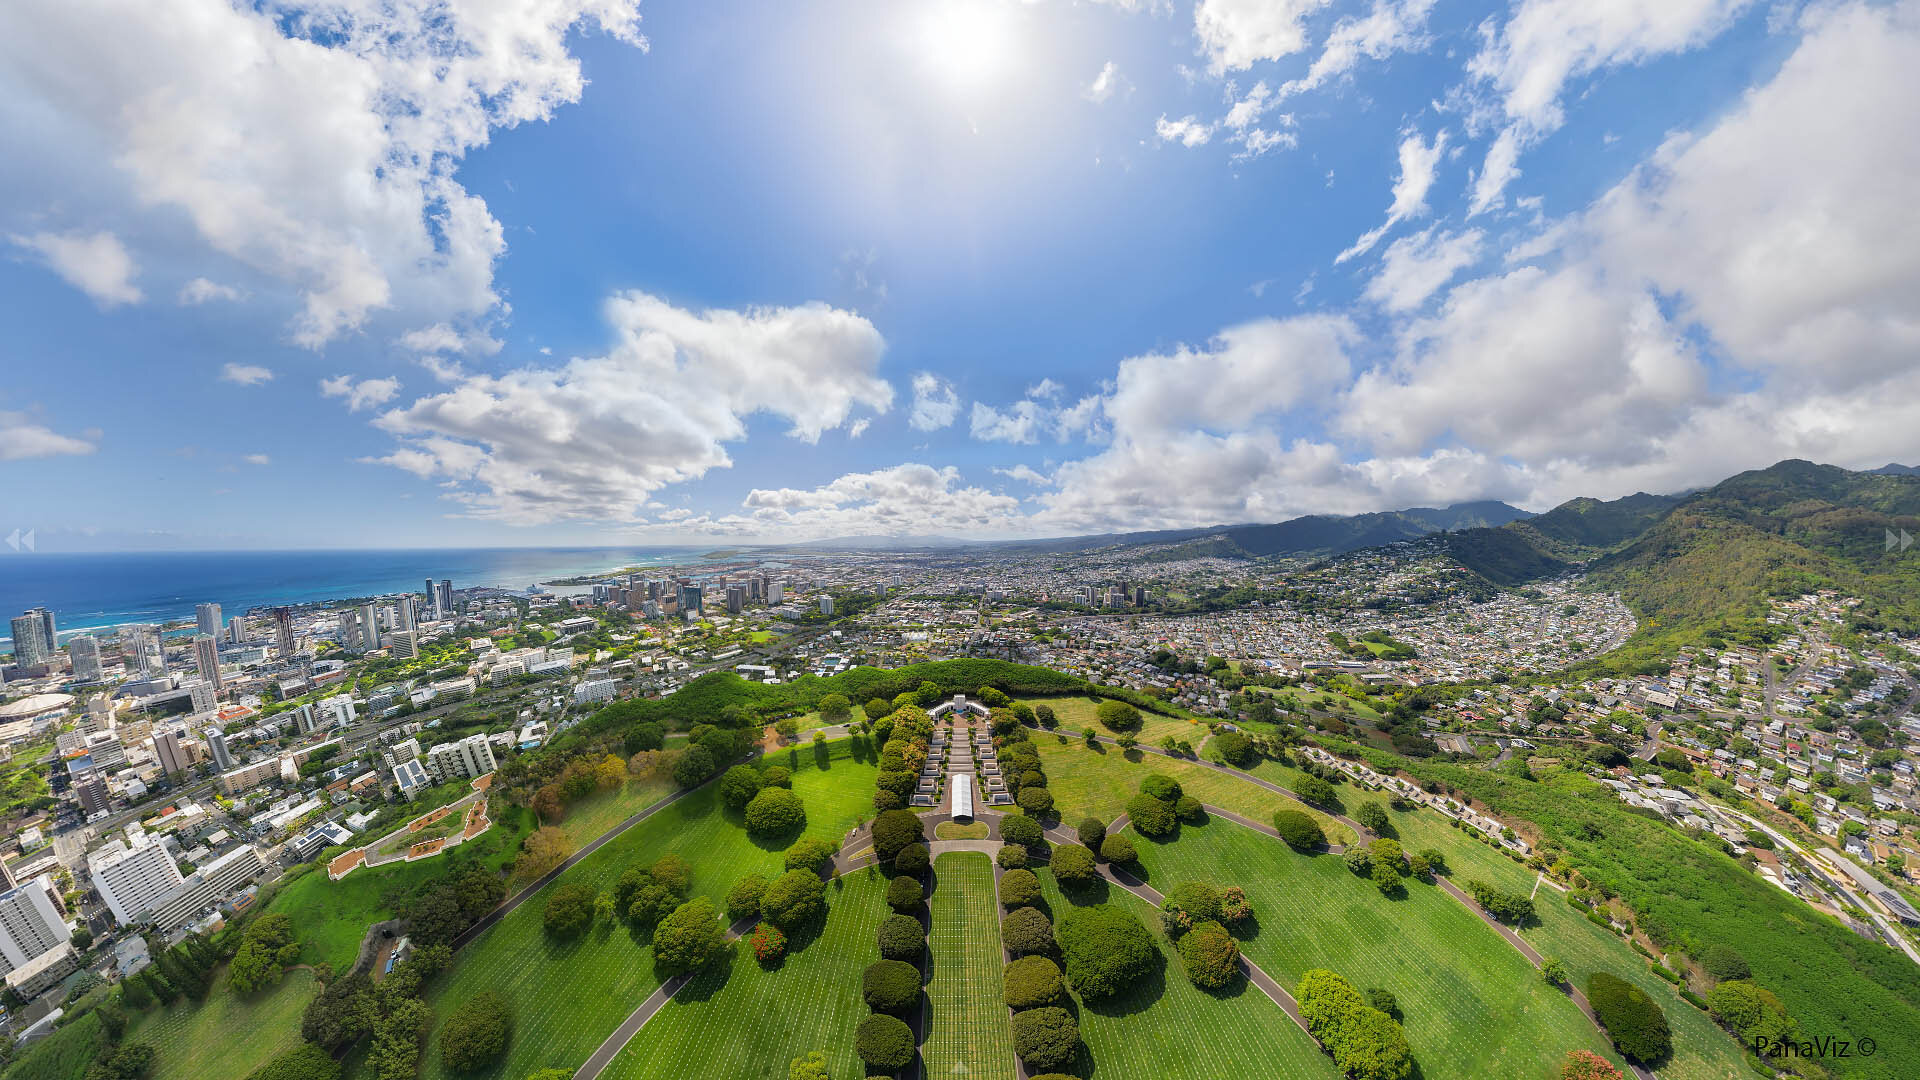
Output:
top-left (917, 0), bottom-right (1019, 96)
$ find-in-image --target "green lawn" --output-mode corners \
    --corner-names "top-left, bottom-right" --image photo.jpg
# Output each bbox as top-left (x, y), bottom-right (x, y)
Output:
top-left (1033, 738), bottom-right (1353, 845)
top-left (547, 775), bottom-right (681, 856)
top-left (1018, 696), bottom-right (1205, 746)
top-left (419, 738), bottom-right (878, 1080)
top-left (1129, 816), bottom-right (1625, 1080)
top-left (2, 1011), bottom-right (104, 1080)
top-left (124, 968), bottom-right (318, 1080)
top-left (1030, 868), bottom-right (1340, 1080)
top-left (926, 853), bottom-right (1016, 1080)
top-left (599, 870), bottom-right (893, 1080)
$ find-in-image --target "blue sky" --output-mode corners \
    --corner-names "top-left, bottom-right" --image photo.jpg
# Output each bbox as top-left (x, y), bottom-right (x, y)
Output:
top-left (2, 0), bottom-right (1915, 548)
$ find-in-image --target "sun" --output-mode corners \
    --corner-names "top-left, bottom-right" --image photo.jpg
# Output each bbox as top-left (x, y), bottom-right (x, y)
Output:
top-left (917, 0), bottom-right (1019, 96)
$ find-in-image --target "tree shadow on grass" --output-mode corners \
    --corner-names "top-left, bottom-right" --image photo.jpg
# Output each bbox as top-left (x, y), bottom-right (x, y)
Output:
top-left (666, 946), bottom-right (734, 1002)
top-left (1059, 875), bottom-right (1111, 906)
top-left (1227, 910), bottom-right (1262, 943)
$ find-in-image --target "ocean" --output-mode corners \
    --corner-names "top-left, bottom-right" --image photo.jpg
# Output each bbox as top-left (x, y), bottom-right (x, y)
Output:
top-left (0, 547), bottom-right (712, 644)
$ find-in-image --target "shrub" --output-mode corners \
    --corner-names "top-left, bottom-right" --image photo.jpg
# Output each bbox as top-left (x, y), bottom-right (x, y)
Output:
top-left (1174, 795), bottom-right (1203, 821)
top-left (725, 874), bottom-right (768, 922)
top-left (671, 746), bottom-right (717, 788)
top-left (1010, 1007), bottom-right (1081, 1072)
top-left (1294, 774), bottom-right (1336, 807)
top-left (1016, 786), bottom-right (1056, 816)
top-left (1001, 907), bottom-right (1057, 957)
top-left (1003, 955), bottom-right (1065, 1010)
top-left (862, 959), bottom-right (922, 1014)
top-left (1126, 793), bottom-right (1176, 838)
top-left (1354, 802), bottom-right (1391, 834)
top-left (1178, 920), bottom-right (1239, 988)
top-left (760, 869), bottom-right (826, 929)
top-left (999, 813), bottom-right (1045, 853)
top-left (743, 787), bottom-right (807, 838)
top-left (1560, 1049), bottom-right (1624, 1079)
top-left (1077, 816), bottom-right (1107, 852)
top-left (872, 789), bottom-right (903, 811)
top-left (652, 897), bottom-right (726, 975)
top-left (1344, 847), bottom-right (1372, 875)
top-left (541, 883), bottom-right (595, 938)
top-left (1000, 868), bottom-right (1042, 908)
top-left (871, 809), bottom-right (925, 859)
top-left (787, 1050), bottom-right (829, 1080)
top-left (853, 1014), bottom-right (914, 1072)
top-left (1096, 700), bottom-right (1143, 732)
top-left (783, 836), bottom-right (837, 873)
top-left (1051, 843), bottom-right (1099, 888)
top-left (1465, 880), bottom-right (1534, 924)
top-left (248, 1044), bottom-right (340, 1080)
top-left (438, 992), bottom-right (512, 1073)
top-left (886, 875), bottom-right (924, 913)
top-left (747, 920), bottom-right (786, 964)
top-left (718, 765), bottom-right (763, 810)
top-left (1219, 885), bottom-right (1250, 924)
top-left (997, 844), bottom-right (1030, 870)
top-left (893, 841), bottom-right (930, 877)
top-left (1272, 810), bottom-right (1327, 850)
top-left (877, 914), bottom-right (925, 962)
top-left (1699, 944), bottom-right (1750, 982)
top-left (627, 883), bottom-right (678, 928)
top-left (1140, 773), bottom-right (1182, 801)
top-left (1366, 987), bottom-right (1400, 1020)
top-left (1099, 833), bottom-right (1137, 865)
top-left (1370, 859), bottom-right (1401, 893)
top-left (1166, 881), bottom-right (1221, 923)
top-left (1587, 972), bottom-right (1672, 1063)
top-left (1055, 904), bottom-right (1155, 999)
top-left (1706, 980), bottom-right (1796, 1048)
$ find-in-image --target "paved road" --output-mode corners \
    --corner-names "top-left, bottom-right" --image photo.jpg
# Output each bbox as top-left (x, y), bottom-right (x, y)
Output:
top-left (573, 914), bottom-right (757, 1080)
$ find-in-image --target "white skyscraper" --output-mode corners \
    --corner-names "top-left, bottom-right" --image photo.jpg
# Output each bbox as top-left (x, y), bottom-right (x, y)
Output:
top-left (69, 634), bottom-right (104, 681)
top-left (398, 594), bottom-right (418, 632)
top-left (10, 613), bottom-right (49, 666)
top-left (0, 876), bottom-right (69, 976)
top-left (125, 624), bottom-right (162, 677)
top-left (359, 603), bottom-right (381, 650)
top-left (195, 602), bottom-right (223, 639)
top-left (204, 726), bottom-right (233, 770)
top-left (227, 615), bottom-right (246, 644)
top-left (89, 835), bottom-right (185, 927)
top-left (193, 633), bottom-right (223, 690)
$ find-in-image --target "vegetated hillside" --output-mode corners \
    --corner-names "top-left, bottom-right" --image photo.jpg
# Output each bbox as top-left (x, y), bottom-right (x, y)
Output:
top-left (1442, 491), bottom-right (1682, 584)
top-left (1213, 500), bottom-right (1530, 558)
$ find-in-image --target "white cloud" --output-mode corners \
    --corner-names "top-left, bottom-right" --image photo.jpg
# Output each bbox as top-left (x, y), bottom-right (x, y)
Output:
top-left (1105, 314), bottom-right (1354, 436)
top-left (320, 374), bottom-right (402, 412)
top-left (971, 389), bottom-right (1104, 445)
top-left (1337, 129), bottom-right (1448, 262)
top-left (1195, 0), bottom-right (1330, 73)
top-left (177, 277), bottom-right (243, 305)
top-left (0, 411), bottom-right (97, 461)
top-left (219, 363), bottom-right (274, 386)
top-left (1155, 114), bottom-right (1215, 147)
top-left (909, 373), bottom-right (961, 431)
top-left (243, 453), bottom-right (270, 465)
top-left (398, 324), bottom-right (466, 353)
top-left (9, 230), bottom-right (141, 306)
top-left (1364, 228), bottom-right (1484, 312)
top-left (970, 401), bottom-right (1046, 444)
top-left (0, 1), bottom-right (644, 346)
top-left (1085, 61), bottom-right (1130, 103)
top-left (1221, 81), bottom-right (1298, 159)
top-left (1278, 0), bottom-right (1436, 99)
top-left (361, 292), bottom-right (892, 523)
top-left (1467, 126), bottom-right (1523, 216)
top-left (993, 464), bottom-right (1052, 486)
top-left (667, 464), bottom-right (1023, 539)
top-left (848, 418), bottom-right (872, 439)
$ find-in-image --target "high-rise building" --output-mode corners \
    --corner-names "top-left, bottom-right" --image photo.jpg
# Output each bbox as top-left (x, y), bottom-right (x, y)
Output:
top-left (227, 616), bottom-right (246, 644)
top-left (678, 584), bottom-right (703, 620)
top-left (289, 703), bottom-right (319, 734)
top-left (819, 595), bottom-right (835, 616)
top-left (9, 613), bottom-right (50, 666)
top-left (152, 729), bottom-right (190, 776)
top-left (336, 610), bottom-right (362, 652)
top-left (768, 582), bottom-right (784, 605)
top-left (204, 727), bottom-right (234, 770)
top-left (195, 602), bottom-right (222, 639)
top-left (389, 629), bottom-right (418, 660)
top-left (125, 624), bottom-right (161, 677)
top-left (0, 876), bottom-right (70, 976)
top-left (89, 835), bottom-right (186, 926)
top-left (72, 768), bottom-right (111, 814)
top-left (22, 607), bottom-right (58, 658)
top-left (192, 633), bottom-right (223, 690)
top-left (188, 682), bottom-right (216, 714)
top-left (272, 607), bottom-right (295, 655)
top-left (359, 604), bottom-right (381, 650)
top-left (425, 733), bottom-right (497, 781)
top-left (69, 634), bottom-right (103, 681)
top-left (435, 579), bottom-right (454, 619)
top-left (398, 594), bottom-right (418, 632)
top-left (81, 695), bottom-right (113, 736)
top-left (726, 585), bottom-right (746, 614)
top-left (424, 578), bottom-right (438, 618)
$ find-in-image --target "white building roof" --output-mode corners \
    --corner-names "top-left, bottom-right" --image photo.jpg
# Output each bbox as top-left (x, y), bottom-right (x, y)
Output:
top-left (952, 774), bottom-right (973, 819)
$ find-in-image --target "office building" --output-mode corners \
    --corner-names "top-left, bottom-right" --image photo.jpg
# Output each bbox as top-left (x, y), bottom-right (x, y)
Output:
top-left (69, 634), bottom-right (103, 681)
top-left (726, 585), bottom-right (746, 614)
top-left (9, 613), bottom-right (50, 666)
top-left (435, 579), bottom-right (454, 619)
top-left (227, 616), bottom-right (246, 644)
top-left (148, 845), bottom-right (265, 932)
top-left (336, 610), bottom-right (362, 652)
top-left (819, 595), bottom-right (834, 616)
top-left (123, 624), bottom-right (161, 677)
top-left (767, 582), bottom-right (784, 605)
top-left (205, 727), bottom-right (234, 770)
top-left (0, 876), bottom-right (70, 976)
top-left (152, 729), bottom-right (191, 776)
top-left (90, 834), bottom-right (186, 926)
top-left (389, 629), bottom-right (417, 660)
top-left (425, 733), bottom-right (496, 781)
top-left (192, 633), bottom-right (223, 690)
top-left (398, 594), bottom-right (418, 632)
top-left (272, 607), bottom-right (295, 655)
top-left (359, 604), bottom-right (381, 651)
top-left (195, 602), bottom-right (222, 639)
top-left (677, 584), bottom-right (703, 619)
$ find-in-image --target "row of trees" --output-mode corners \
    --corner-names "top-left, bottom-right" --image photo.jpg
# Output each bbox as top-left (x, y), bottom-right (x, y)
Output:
top-left (1158, 881), bottom-right (1251, 988)
top-left (1296, 968), bottom-right (1414, 1080)
top-left (854, 755), bottom-right (929, 1077)
top-left (1462, 879), bottom-right (1536, 924)
top-left (1126, 773), bottom-right (1203, 839)
top-left (300, 942), bottom-right (452, 1080)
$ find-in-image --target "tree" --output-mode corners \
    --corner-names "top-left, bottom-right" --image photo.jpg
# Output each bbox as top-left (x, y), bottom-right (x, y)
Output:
top-left (1294, 774), bottom-right (1336, 807)
top-left (862, 959), bottom-right (921, 1014)
top-left (1056, 904), bottom-right (1155, 999)
top-left (893, 842), bottom-right (930, 877)
top-left (998, 813), bottom-right (1045, 853)
top-left (1166, 881), bottom-right (1222, 923)
top-left (438, 992), bottom-right (512, 1073)
top-left (542, 882), bottom-right (596, 938)
top-left (885, 874), bottom-right (923, 913)
top-left (1126, 793), bottom-right (1176, 837)
top-left (246, 1043), bottom-right (340, 1080)
top-left (748, 920), bottom-right (786, 965)
top-left (999, 868), bottom-right (1043, 908)
top-left (1003, 955), bottom-right (1065, 1010)
top-left (1707, 980), bottom-right (1796, 1050)
top-left (1355, 802), bottom-right (1391, 834)
top-left (1296, 969), bottom-right (1412, 1080)
top-left (1366, 987), bottom-right (1400, 1020)
top-left (1140, 773), bottom-right (1182, 801)
top-left (1178, 920), bottom-right (1240, 988)
top-left (672, 745), bottom-right (717, 788)
top-left (230, 914), bottom-right (300, 995)
top-left (718, 765), bottom-right (763, 810)
top-left (1016, 786), bottom-right (1055, 816)
top-left (1219, 886), bottom-right (1250, 925)
top-left (726, 874), bottom-right (768, 922)
top-left (1051, 843), bottom-right (1099, 888)
top-left (302, 973), bottom-right (375, 1051)
top-left (871, 808), bottom-right (925, 859)
top-left (1096, 700), bottom-right (1143, 732)
top-left (1587, 972), bottom-right (1672, 1063)
top-left (1212, 730), bottom-right (1254, 766)
top-left (1541, 957), bottom-right (1570, 986)
top-left (783, 836), bottom-right (837, 873)
top-left (761, 869), bottom-right (826, 929)
top-left (877, 913), bottom-right (925, 962)
top-left (652, 897), bottom-right (726, 975)
top-left (1560, 1049), bottom-right (1624, 1080)
top-left (854, 1014), bottom-right (914, 1072)
top-left (1700, 944), bottom-right (1750, 982)
top-left (817, 693), bottom-right (851, 722)
top-left (1099, 833), bottom-right (1138, 864)
top-left (1076, 816), bottom-right (1107, 852)
top-left (1034, 703), bottom-right (1056, 727)
top-left (761, 765), bottom-right (792, 788)
top-left (743, 787), bottom-right (807, 838)
top-left (1002, 907), bottom-right (1057, 957)
top-left (787, 1050), bottom-right (829, 1080)
top-left (1370, 858), bottom-right (1401, 894)
top-left (1272, 810), bottom-right (1327, 850)
top-left (1010, 1007), bottom-right (1081, 1072)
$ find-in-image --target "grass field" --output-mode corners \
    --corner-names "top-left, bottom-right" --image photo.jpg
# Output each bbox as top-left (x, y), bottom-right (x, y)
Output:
top-left (925, 853), bottom-right (1016, 1080)
top-left (1033, 738), bottom-right (1353, 845)
top-left (1017, 696), bottom-right (1205, 747)
top-left (935, 821), bottom-right (990, 840)
top-left (547, 775), bottom-right (682, 855)
top-left (1029, 868), bottom-right (1341, 1080)
top-left (2, 1011), bottom-right (104, 1080)
top-left (1129, 816), bottom-right (1625, 1079)
top-left (419, 738), bottom-right (878, 1080)
top-left (124, 968), bottom-right (318, 1080)
top-left (599, 870), bottom-right (893, 1080)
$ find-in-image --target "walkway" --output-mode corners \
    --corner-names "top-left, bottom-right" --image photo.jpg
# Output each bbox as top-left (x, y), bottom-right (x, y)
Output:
top-left (574, 914), bottom-right (756, 1080)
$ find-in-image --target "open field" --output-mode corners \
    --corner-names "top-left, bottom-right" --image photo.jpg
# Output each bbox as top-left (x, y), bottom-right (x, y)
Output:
top-left (935, 820), bottom-right (989, 840)
top-left (1129, 815), bottom-right (1625, 1079)
top-left (2, 1011), bottom-right (105, 1080)
top-left (1017, 695), bottom-right (1204, 746)
top-left (1033, 738), bottom-right (1353, 844)
top-left (926, 853), bottom-right (1016, 1080)
top-left (420, 739), bottom-right (878, 1080)
top-left (1030, 868), bottom-right (1340, 1080)
top-left (125, 968), bottom-right (318, 1080)
top-left (547, 775), bottom-right (681, 855)
top-left (600, 870), bottom-right (892, 1080)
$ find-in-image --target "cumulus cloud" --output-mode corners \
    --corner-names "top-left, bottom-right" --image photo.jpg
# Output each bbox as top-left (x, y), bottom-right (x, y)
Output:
top-left (9, 230), bottom-right (141, 306)
top-left (1221, 81), bottom-right (1298, 159)
top-left (360, 292), bottom-right (892, 523)
top-left (1154, 114), bottom-right (1215, 147)
top-left (1194, 0), bottom-right (1330, 73)
top-left (178, 277), bottom-right (243, 305)
top-left (1278, 0), bottom-right (1436, 100)
top-left (971, 389), bottom-right (1103, 445)
top-left (0, 0), bottom-right (644, 346)
top-left (1085, 61), bottom-right (1129, 103)
top-left (1364, 228), bottom-right (1484, 312)
top-left (909, 373), bottom-right (961, 431)
top-left (635, 464), bottom-right (1022, 540)
top-left (320, 374), bottom-right (402, 412)
top-left (219, 363), bottom-right (274, 386)
top-left (1336, 129), bottom-right (1448, 262)
top-left (0, 412), bottom-right (97, 461)
top-left (993, 464), bottom-right (1052, 486)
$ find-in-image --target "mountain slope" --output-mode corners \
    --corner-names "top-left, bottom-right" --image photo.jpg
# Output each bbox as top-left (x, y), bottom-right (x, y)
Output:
top-left (1441, 490), bottom-right (1680, 584)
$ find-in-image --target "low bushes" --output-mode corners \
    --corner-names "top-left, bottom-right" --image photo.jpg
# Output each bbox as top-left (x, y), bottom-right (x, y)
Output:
top-left (862, 959), bottom-right (922, 1015)
top-left (1010, 1006), bottom-right (1082, 1072)
top-left (1003, 955), bottom-right (1065, 1010)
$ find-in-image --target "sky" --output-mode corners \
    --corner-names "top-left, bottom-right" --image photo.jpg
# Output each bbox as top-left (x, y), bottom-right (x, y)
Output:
top-left (0, 0), bottom-right (1916, 549)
